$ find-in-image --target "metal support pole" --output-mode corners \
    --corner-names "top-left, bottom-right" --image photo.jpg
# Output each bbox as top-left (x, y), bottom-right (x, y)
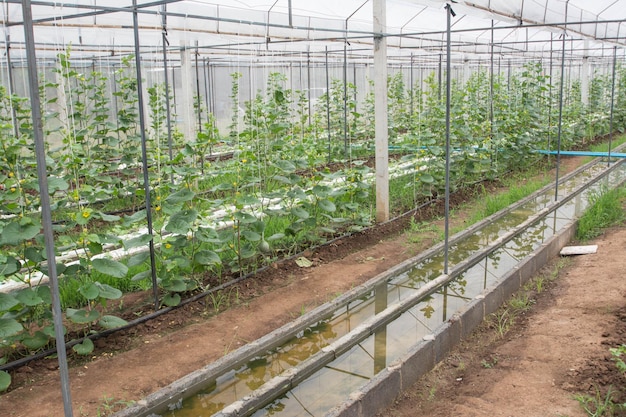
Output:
top-left (444, 3), bottom-right (454, 275)
top-left (4, 32), bottom-right (19, 139)
top-left (343, 39), bottom-right (349, 158)
top-left (410, 53), bottom-right (414, 133)
top-left (161, 5), bottom-right (173, 164)
top-left (608, 46), bottom-right (617, 164)
top-left (438, 53), bottom-right (443, 102)
top-left (21, 0), bottom-right (73, 415)
top-left (373, 0), bottom-right (389, 222)
top-left (194, 41), bottom-right (202, 135)
top-left (489, 20), bottom-right (495, 156)
top-left (307, 49), bottom-right (312, 125)
top-left (325, 46), bottom-right (332, 164)
top-left (133, 0), bottom-right (160, 311)
top-left (555, 30), bottom-right (567, 202)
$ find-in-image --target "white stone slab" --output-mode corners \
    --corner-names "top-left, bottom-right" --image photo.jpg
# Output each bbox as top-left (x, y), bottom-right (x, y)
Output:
top-left (560, 245), bottom-right (598, 256)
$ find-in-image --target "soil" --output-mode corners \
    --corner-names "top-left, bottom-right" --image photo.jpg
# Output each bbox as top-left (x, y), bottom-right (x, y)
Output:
top-left (1, 156), bottom-right (624, 417)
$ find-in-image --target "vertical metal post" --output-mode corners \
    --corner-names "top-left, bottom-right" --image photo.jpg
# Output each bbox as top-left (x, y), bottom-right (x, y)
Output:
top-left (608, 46), bottom-right (617, 164)
top-left (161, 5), bottom-right (173, 164)
top-left (374, 0), bottom-right (389, 222)
top-left (133, 0), bottom-right (160, 311)
top-left (554, 30), bottom-right (567, 202)
top-left (444, 3), bottom-right (454, 275)
top-left (438, 53), bottom-right (443, 102)
top-left (489, 20), bottom-right (495, 153)
top-left (410, 53), bottom-right (414, 133)
top-left (548, 34), bottom-right (553, 150)
top-left (307, 49), bottom-right (312, 125)
top-left (343, 38), bottom-right (349, 158)
top-left (325, 46), bottom-right (331, 164)
top-left (21, 0), bottom-right (73, 415)
top-left (4, 31), bottom-right (19, 139)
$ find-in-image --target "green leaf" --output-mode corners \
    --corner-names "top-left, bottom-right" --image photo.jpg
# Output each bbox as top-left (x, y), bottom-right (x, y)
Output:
top-left (162, 293), bottom-right (181, 307)
top-left (291, 207), bottom-right (310, 219)
top-left (22, 331), bottom-right (50, 350)
top-left (24, 247), bottom-right (45, 263)
top-left (87, 241), bottom-right (103, 255)
top-left (0, 256), bottom-right (20, 277)
top-left (98, 212), bottom-right (121, 222)
top-left (165, 188), bottom-right (195, 203)
top-left (163, 279), bottom-right (187, 292)
top-left (14, 288), bottom-right (44, 307)
top-left (0, 370), bottom-right (10, 392)
top-left (98, 315), bottom-right (128, 329)
top-left (92, 258), bottom-right (128, 278)
top-left (241, 230), bottom-right (261, 242)
top-left (0, 318), bottom-right (22, 338)
top-left (47, 177), bottom-right (69, 193)
top-left (193, 250), bottom-right (221, 266)
top-left (274, 160), bottom-right (296, 173)
top-left (79, 283), bottom-right (100, 300)
top-left (123, 234), bottom-right (153, 250)
top-left (0, 293), bottom-right (19, 310)
top-left (419, 173), bottom-right (435, 184)
top-left (318, 199), bottom-right (336, 212)
top-left (94, 282), bottom-right (122, 300)
top-left (67, 308), bottom-right (100, 324)
top-left (122, 209), bottom-right (147, 226)
top-left (131, 270), bottom-right (152, 281)
top-left (165, 209), bottom-right (198, 234)
top-left (0, 220), bottom-right (41, 245)
top-left (72, 338), bottom-right (94, 355)
top-left (266, 233), bottom-right (285, 242)
top-left (127, 251), bottom-right (150, 267)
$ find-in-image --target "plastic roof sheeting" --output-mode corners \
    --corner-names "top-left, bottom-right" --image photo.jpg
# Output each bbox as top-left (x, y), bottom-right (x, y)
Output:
top-left (0, 0), bottom-right (624, 61)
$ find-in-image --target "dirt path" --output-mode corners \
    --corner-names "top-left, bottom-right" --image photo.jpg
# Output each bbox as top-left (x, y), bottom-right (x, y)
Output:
top-left (379, 225), bottom-right (626, 417)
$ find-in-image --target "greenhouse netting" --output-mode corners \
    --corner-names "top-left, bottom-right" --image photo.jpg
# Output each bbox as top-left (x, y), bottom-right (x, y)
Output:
top-left (0, 1), bottom-right (625, 415)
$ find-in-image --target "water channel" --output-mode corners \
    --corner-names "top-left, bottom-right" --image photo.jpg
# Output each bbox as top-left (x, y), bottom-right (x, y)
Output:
top-left (147, 161), bottom-right (626, 417)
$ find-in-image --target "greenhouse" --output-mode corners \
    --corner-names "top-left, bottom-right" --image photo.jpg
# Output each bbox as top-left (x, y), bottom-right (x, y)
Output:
top-left (1, 0), bottom-right (626, 416)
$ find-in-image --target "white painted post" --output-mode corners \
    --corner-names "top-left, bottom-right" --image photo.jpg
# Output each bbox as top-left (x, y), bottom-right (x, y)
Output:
top-left (180, 41), bottom-right (196, 143)
top-left (581, 40), bottom-right (589, 106)
top-left (373, 0), bottom-right (389, 222)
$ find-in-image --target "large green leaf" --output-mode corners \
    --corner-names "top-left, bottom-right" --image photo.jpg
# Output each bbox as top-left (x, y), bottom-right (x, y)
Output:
top-left (162, 293), bottom-right (181, 307)
top-left (127, 251), bottom-right (150, 267)
top-left (72, 338), bottom-right (94, 355)
top-left (0, 256), bottom-right (20, 277)
top-left (78, 283), bottom-right (100, 300)
top-left (165, 188), bottom-right (195, 203)
top-left (94, 282), bottom-right (122, 300)
top-left (47, 176), bottom-right (69, 193)
top-left (241, 230), bottom-right (261, 242)
top-left (67, 308), bottom-right (100, 324)
top-left (131, 270), bottom-right (152, 282)
top-left (0, 293), bottom-right (19, 311)
top-left (122, 209), bottom-right (147, 226)
top-left (98, 315), bottom-right (128, 329)
top-left (0, 370), bottom-right (10, 392)
top-left (0, 219), bottom-right (41, 245)
top-left (165, 209), bottom-right (198, 234)
top-left (0, 318), bottom-right (22, 338)
top-left (317, 199), bottom-right (336, 212)
top-left (193, 250), bottom-right (221, 266)
top-left (14, 288), bottom-right (44, 307)
top-left (163, 279), bottom-right (187, 292)
top-left (92, 258), bottom-right (128, 278)
top-left (22, 331), bottom-right (50, 350)
top-left (291, 207), bottom-right (310, 220)
top-left (123, 234), bottom-right (153, 250)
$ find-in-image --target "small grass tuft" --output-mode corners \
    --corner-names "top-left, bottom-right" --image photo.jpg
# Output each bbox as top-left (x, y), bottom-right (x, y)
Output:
top-left (576, 185), bottom-right (626, 241)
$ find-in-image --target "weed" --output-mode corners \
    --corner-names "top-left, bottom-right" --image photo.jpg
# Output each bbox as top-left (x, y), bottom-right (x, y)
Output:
top-left (576, 185), bottom-right (626, 241)
top-left (481, 356), bottom-right (498, 369)
top-left (574, 386), bottom-right (623, 417)
top-left (509, 292), bottom-right (534, 313)
top-left (96, 394), bottom-right (134, 416)
top-left (489, 308), bottom-right (514, 338)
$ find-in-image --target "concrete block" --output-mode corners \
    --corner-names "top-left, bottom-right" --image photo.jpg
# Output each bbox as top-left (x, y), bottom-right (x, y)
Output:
top-left (324, 391), bottom-right (363, 417)
top-left (397, 339), bottom-right (435, 389)
top-left (482, 285), bottom-right (504, 317)
top-left (459, 298), bottom-right (485, 339)
top-left (516, 256), bottom-right (536, 286)
top-left (499, 268), bottom-right (521, 300)
top-left (360, 363), bottom-right (402, 417)
top-left (433, 320), bottom-right (461, 363)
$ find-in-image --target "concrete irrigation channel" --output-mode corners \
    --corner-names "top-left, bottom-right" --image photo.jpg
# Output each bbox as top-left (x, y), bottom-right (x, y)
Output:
top-left (113, 156), bottom-right (626, 417)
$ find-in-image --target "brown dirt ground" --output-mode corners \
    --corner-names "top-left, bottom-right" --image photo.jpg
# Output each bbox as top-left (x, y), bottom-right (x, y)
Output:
top-left (2, 156), bottom-right (623, 417)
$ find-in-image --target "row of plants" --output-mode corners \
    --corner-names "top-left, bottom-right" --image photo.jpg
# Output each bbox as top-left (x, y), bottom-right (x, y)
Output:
top-left (0, 51), bottom-right (625, 391)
